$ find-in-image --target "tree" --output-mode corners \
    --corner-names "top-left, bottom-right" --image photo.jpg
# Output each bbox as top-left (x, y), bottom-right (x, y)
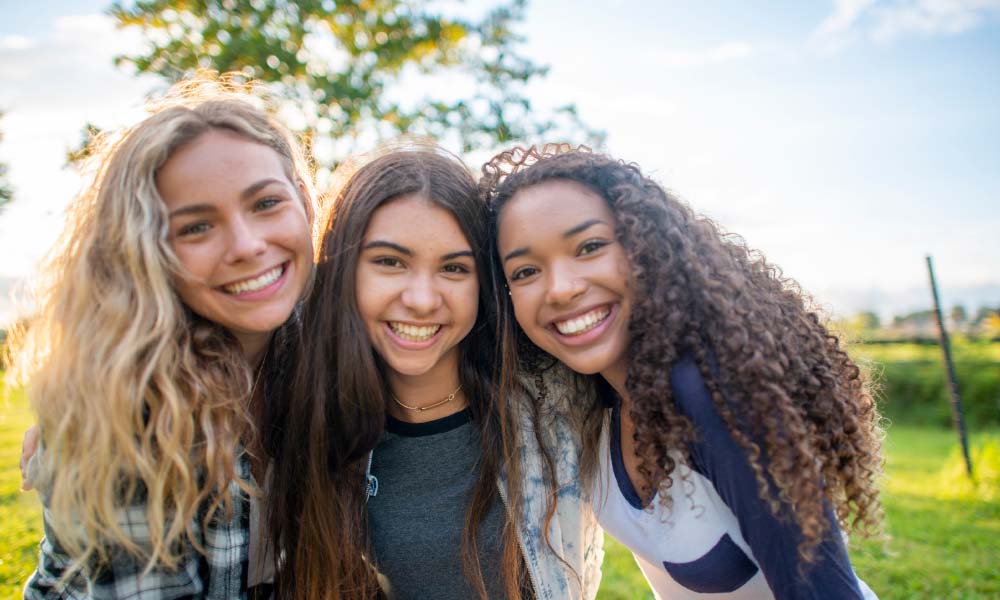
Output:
top-left (0, 111), bottom-right (12, 213)
top-left (972, 306), bottom-right (994, 326)
top-left (856, 310), bottom-right (880, 332)
top-left (950, 304), bottom-right (967, 324)
top-left (109, 0), bottom-right (603, 170)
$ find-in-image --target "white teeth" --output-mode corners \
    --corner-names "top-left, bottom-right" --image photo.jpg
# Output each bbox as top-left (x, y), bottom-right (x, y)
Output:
top-left (223, 265), bottom-right (284, 295)
top-left (389, 322), bottom-right (442, 341)
top-left (554, 306), bottom-right (610, 336)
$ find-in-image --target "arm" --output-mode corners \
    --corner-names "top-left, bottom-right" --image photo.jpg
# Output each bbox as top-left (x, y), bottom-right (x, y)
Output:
top-left (23, 467), bottom-right (211, 600)
top-left (23, 511), bottom-right (89, 599)
top-left (670, 356), bottom-right (870, 600)
top-left (24, 507), bottom-right (209, 600)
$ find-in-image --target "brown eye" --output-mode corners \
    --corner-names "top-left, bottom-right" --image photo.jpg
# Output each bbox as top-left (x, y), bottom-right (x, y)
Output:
top-left (442, 263), bottom-right (471, 274)
top-left (510, 266), bottom-right (539, 281)
top-left (579, 239), bottom-right (610, 256)
top-left (374, 257), bottom-right (403, 268)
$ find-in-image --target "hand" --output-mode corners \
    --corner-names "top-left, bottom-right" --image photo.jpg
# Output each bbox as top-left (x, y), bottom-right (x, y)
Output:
top-left (20, 425), bottom-right (40, 491)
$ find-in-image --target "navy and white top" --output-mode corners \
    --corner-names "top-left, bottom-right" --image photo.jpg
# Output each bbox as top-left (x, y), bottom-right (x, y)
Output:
top-left (590, 355), bottom-right (877, 599)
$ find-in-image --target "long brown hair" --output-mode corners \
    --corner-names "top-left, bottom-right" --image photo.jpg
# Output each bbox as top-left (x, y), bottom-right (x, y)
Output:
top-left (265, 146), bottom-right (528, 599)
top-left (482, 145), bottom-right (883, 561)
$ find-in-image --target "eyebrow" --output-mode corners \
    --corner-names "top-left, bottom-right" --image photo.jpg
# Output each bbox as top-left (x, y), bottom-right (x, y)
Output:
top-left (503, 218), bottom-right (609, 264)
top-left (441, 250), bottom-right (474, 261)
top-left (362, 240), bottom-right (413, 256)
top-left (167, 178), bottom-right (287, 219)
top-left (168, 203), bottom-right (215, 219)
top-left (563, 218), bottom-right (606, 238)
top-left (241, 177), bottom-right (285, 200)
top-left (503, 247), bottom-right (528, 264)
top-left (363, 242), bottom-right (474, 262)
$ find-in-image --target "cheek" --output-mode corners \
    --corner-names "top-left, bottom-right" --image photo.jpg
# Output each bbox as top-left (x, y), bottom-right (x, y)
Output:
top-left (509, 288), bottom-right (538, 328)
top-left (456, 281), bottom-right (480, 330)
top-left (353, 267), bottom-right (380, 322)
top-left (509, 293), bottom-right (529, 327)
top-left (285, 214), bottom-right (314, 257)
top-left (606, 251), bottom-right (633, 295)
top-left (170, 239), bottom-right (222, 285)
top-left (171, 276), bottom-right (211, 320)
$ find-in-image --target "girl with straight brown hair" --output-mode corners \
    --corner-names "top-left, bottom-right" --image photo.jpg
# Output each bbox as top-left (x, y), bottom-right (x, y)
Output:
top-left (265, 146), bottom-right (603, 600)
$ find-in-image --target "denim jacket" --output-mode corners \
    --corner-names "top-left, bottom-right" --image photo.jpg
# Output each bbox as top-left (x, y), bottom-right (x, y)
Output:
top-left (503, 364), bottom-right (604, 600)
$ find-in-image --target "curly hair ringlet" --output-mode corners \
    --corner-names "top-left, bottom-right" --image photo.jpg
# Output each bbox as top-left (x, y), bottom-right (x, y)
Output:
top-left (481, 144), bottom-right (884, 563)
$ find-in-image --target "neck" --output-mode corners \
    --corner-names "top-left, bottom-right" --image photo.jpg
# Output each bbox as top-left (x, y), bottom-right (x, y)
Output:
top-left (601, 355), bottom-right (631, 408)
top-left (236, 331), bottom-right (273, 369)
top-left (386, 350), bottom-right (466, 424)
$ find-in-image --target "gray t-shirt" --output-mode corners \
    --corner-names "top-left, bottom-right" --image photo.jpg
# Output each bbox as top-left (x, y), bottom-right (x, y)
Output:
top-left (367, 409), bottom-right (506, 600)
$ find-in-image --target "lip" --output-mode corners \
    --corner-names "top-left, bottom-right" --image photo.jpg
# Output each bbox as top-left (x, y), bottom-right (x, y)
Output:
top-left (218, 262), bottom-right (289, 301)
top-left (384, 321), bottom-right (445, 350)
top-left (547, 302), bottom-right (619, 347)
top-left (546, 302), bottom-right (614, 328)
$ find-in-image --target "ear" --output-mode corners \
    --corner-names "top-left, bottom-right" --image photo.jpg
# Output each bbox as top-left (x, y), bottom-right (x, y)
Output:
top-left (298, 181), bottom-right (315, 225)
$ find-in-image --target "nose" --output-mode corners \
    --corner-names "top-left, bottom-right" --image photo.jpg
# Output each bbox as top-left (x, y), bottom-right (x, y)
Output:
top-left (224, 215), bottom-right (267, 263)
top-left (544, 259), bottom-right (586, 306)
top-left (401, 271), bottom-right (443, 315)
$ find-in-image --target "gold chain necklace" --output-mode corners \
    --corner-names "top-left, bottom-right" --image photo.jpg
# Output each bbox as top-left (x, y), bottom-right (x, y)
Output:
top-left (391, 383), bottom-right (462, 412)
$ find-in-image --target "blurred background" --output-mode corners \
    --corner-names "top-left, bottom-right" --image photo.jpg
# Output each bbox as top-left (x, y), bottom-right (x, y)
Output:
top-left (1, 1), bottom-right (998, 598)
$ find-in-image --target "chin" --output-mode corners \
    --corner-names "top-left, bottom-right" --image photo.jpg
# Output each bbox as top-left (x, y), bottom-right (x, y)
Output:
top-left (546, 348), bottom-right (616, 376)
top-left (386, 361), bottom-right (434, 377)
top-left (563, 360), bottom-right (606, 376)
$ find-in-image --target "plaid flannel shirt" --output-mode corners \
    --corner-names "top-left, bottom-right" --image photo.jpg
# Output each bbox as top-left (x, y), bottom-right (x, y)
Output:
top-left (24, 451), bottom-right (259, 600)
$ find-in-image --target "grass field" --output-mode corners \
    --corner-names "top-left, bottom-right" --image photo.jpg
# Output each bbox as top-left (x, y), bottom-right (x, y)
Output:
top-left (3, 384), bottom-right (999, 598)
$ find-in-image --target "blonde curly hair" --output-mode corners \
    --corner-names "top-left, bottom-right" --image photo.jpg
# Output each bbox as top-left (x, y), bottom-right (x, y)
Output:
top-left (6, 77), bottom-right (314, 577)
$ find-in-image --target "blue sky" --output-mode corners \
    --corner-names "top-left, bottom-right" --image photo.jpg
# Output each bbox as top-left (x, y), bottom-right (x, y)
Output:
top-left (1, 0), bottom-right (998, 325)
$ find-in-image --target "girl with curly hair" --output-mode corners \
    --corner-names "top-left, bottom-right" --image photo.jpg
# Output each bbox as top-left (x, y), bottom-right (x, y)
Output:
top-left (265, 146), bottom-right (602, 600)
top-left (482, 145), bottom-right (883, 599)
top-left (10, 81), bottom-right (320, 598)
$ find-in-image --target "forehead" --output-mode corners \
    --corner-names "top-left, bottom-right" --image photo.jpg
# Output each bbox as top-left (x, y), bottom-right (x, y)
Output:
top-left (364, 193), bottom-right (471, 248)
top-left (157, 130), bottom-right (290, 205)
top-left (499, 179), bottom-right (613, 239)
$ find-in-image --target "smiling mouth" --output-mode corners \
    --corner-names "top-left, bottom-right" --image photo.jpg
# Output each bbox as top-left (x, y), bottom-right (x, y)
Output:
top-left (553, 305), bottom-right (611, 336)
top-left (222, 264), bottom-right (286, 295)
top-left (388, 322), bottom-right (442, 342)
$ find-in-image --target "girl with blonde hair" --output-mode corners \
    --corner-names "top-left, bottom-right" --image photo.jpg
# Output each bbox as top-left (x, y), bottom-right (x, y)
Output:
top-left (11, 79), bottom-right (316, 597)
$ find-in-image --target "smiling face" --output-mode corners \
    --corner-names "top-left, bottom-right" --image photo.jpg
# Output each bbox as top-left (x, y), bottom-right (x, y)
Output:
top-left (498, 179), bottom-right (632, 380)
top-left (355, 193), bottom-right (479, 381)
top-left (157, 129), bottom-right (313, 355)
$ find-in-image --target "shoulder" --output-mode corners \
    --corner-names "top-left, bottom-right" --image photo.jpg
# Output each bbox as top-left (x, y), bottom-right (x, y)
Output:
top-left (668, 353), bottom-right (718, 424)
top-left (515, 361), bottom-right (593, 416)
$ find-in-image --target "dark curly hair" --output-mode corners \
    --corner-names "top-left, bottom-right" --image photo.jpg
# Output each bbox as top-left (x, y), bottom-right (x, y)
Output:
top-left (481, 145), bottom-right (884, 561)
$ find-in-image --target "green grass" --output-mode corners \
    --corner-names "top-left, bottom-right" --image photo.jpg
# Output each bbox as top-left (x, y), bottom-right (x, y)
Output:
top-left (848, 428), bottom-right (1000, 599)
top-left (849, 339), bottom-right (1000, 427)
top-left (596, 425), bottom-right (1000, 599)
top-left (0, 384), bottom-right (44, 598)
top-left (2, 385), bottom-right (998, 599)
